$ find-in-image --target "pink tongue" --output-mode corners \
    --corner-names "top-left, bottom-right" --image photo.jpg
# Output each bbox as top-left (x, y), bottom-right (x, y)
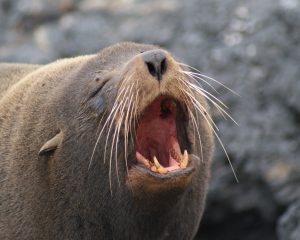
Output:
top-left (169, 157), bottom-right (179, 167)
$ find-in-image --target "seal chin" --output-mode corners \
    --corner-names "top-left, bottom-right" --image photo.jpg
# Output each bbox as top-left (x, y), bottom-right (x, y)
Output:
top-left (127, 155), bottom-right (197, 197)
top-left (127, 95), bottom-right (197, 194)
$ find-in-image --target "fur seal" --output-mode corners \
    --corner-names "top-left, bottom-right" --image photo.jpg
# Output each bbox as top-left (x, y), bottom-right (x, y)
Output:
top-left (0, 42), bottom-right (214, 240)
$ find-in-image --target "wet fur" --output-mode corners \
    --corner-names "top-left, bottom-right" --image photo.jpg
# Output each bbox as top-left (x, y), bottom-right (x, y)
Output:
top-left (0, 42), bottom-right (214, 240)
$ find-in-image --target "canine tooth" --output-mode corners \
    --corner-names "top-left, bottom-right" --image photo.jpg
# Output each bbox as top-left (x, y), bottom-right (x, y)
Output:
top-left (144, 160), bottom-right (151, 168)
top-left (136, 152), bottom-right (151, 168)
top-left (153, 156), bottom-right (167, 174)
top-left (153, 156), bottom-right (160, 168)
top-left (180, 150), bottom-right (189, 168)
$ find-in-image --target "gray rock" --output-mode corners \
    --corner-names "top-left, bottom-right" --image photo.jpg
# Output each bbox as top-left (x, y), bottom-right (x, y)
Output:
top-left (34, 13), bottom-right (118, 57)
top-left (0, 43), bottom-right (57, 63)
top-left (278, 202), bottom-right (300, 240)
top-left (1, 0), bottom-right (300, 239)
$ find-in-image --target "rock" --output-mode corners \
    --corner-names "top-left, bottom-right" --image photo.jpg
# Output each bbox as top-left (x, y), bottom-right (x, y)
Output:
top-left (1, 0), bottom-right (300, 239)
top-left (0, 43), bottom-right (57, 63)
top-left (34, 12), bottom-right (119, 57)
top-left (277, 202), bottom-right (300, 240)
top-left (4, 0), bottom-right (76, 30)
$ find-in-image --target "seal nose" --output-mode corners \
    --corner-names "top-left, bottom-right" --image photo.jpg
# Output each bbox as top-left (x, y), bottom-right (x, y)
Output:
top-left (142, 50), bottom-right (167, 81)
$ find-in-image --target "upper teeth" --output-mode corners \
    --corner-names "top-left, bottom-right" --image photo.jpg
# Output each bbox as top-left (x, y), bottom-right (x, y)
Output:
top-left (180, 150), bottom-right (188, 169)
top-left (136, 152), bottom-right (151, 168)
top-left (153, 156), bottom-right (168, 174)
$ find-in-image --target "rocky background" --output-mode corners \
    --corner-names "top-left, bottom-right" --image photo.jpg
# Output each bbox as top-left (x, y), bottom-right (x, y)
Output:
top-left (1, 0), bottom-right (299, 239)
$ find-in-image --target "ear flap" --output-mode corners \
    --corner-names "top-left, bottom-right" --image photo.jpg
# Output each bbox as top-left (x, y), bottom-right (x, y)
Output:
top-left (39, 131), bottom-right (63, 156)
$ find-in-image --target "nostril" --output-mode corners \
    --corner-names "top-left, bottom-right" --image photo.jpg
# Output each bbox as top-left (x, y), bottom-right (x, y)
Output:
top-left (160, 58), bottom-right (167, 75)
top-left (146, 61), bottom-right (157, 78)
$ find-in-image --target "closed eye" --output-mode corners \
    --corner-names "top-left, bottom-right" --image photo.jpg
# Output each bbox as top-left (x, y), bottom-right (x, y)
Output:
top-left (88, 78), bottom-right (110, 99)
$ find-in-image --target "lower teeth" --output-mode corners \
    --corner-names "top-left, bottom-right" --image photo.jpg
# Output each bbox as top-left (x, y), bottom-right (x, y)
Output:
top-left (136, 150), bottom-right (189, 174)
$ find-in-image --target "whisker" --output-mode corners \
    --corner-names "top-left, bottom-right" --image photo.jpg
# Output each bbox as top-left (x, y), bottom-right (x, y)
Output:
top-left (123, 83), bottom-right (136, 175)
top-left (132, 89), bottom-right (140, 143)
top-left (89, 81), bottom-right (130, 170)
top-left (89, 72), bottom-right (136, 170)
top-left (186, 80), bottom-right (229, 109)
top-left (97, 87), bottom-right (128, 162)
top-left (212, 125), bottom-right (239, 183)
top-left (181, 88), bottom-right (219, 131)
top-left (179, 77), bottom-right (236, 129)
top-left (109, 77), bottom-right (136, 192)
top-left (187, 107), bottom-right (204, 163)
top-left (186, 82), bottom-right (238, 125)
top-left (104, 92), bottom-right (127, 167)
top-left (182, 70), bottom-right (220, 95)
top-left (187, 85), bottom-right (229, 120)
top-left (187, 70), bottom-right (239, 96)
top-left (181, 69), bottom-right (235, 122)
top-left (175, 78), bottom-right (205, 163)
top-left (177, 61), bottom-right (239, 96)
top-left (112, 107), bottom-right (127, 189)
top-left (178, 87), bottom-right (196, 144)
top-left (178, 73), bottom-right (239, 182)
top-left (96, 109), bottom-right (109, 134)
top-left (114, 94), bottom-right (132, 187)
top-left (109, 118), bottom-right (120, 193)
top-left (183, 88), bottom-right (238, 181)
top-left (183, 76), bottom-right (228, 120)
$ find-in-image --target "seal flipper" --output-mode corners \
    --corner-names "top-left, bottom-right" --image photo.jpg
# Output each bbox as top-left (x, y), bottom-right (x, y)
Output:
top-left (39, 131), bottom-right (63, 155)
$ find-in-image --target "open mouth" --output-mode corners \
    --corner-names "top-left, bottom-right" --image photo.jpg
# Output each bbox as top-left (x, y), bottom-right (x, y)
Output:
top-left (135, 96), bottom-right (191, 175)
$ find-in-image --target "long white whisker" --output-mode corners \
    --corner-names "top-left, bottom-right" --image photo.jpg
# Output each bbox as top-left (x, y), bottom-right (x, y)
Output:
top-left (122, 83), bottom-right (136, 175)
top-left (111, 77), bottom-right (136, 186)
top-left (187, 107), bottom-right (204, 163)
top-left (107, 76), bottom-right (136, 193)
top-left (112, 112), bottom-right (125, 189)
top-left (89, 101), bottom-right (121, 169)
top-left (213, 125), bottom-right (239, 183)
top-left (90, 72), bottom-right (136, 169)
top-left (187, 81), bottom-right (229, 109)
top-left (88, 80), bottom-right (131, 170)
top-left (182, 76), bottom-right (227, 120)
top-left (180, 77), bottom-right (237, 128)
top-left (109, 117), bottom-right (120, 195)
top-left (132, 89), bottom-right (140, 143)
top-left (186, 82), bottom-right (238, 125)
top-left (104, 95), bottom-right (126, 165)
top-left (186, 70), bottom-right (239, 96)
top-left (175, 78), bottom-right (206, 163)
top-left (177, 61), bottom-right (239, 96)
top-left (183, 87), bottom-right (238, 181)
top-left (178, 72), bottom-right (238, 182)
top-left (182, 71), bottom-right (220, 95)
top-left (114, 93), bottom-right (132, 188)
top-left (182, 89), bottom-right (219, 131)
top-left (102, 87), bottom-right (129, 163)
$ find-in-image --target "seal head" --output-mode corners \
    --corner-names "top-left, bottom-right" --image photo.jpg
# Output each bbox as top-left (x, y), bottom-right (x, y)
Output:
top-left (0, 42), bottom-right (214, 240)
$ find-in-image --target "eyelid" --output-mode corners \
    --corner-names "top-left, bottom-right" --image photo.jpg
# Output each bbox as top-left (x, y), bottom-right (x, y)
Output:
top-left (88, 78), bottom-right (109, 99)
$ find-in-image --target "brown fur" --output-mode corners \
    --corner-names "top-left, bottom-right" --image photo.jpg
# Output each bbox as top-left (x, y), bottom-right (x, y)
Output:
top-left (0, 42), bottom-right (214, 240)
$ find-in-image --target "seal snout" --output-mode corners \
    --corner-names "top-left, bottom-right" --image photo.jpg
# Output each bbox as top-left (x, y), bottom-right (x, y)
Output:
top-left (142, 50), bottom-right (167, 81)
